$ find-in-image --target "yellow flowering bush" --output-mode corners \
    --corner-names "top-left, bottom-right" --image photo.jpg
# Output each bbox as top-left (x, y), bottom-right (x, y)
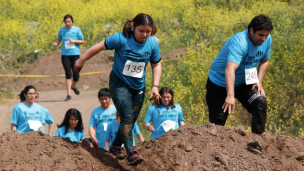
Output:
top-left (1, 0), bottom-right (304, 137)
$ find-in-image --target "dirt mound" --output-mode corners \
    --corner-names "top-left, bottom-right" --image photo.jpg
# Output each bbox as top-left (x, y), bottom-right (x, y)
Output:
top-left (1, 124), bottom-right (304, 171)
top-left (0, 48), bottom-right (187, 91)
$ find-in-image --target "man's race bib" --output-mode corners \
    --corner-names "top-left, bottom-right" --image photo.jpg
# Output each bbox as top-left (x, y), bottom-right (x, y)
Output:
top-left (65, 41), bottom-right (75, 49)
top-left (245, 68), bottom-right (259, 85)
top-left (161, 120), bottom-right (176, 132)
top-left (122, 60), bottom-right (145, 78)
top-left (28, 120), bottom-right (42, 131)
top-left (103, 123), bottom-right (108, 131)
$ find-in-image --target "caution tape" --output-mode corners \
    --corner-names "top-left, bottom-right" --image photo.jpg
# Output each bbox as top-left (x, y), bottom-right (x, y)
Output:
top-left (0, 58), bottom-right (174, 78)
top-left (0, 71), bottom-right (106, 77)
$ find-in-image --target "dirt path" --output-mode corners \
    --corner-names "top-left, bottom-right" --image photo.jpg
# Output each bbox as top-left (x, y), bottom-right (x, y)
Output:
top-left (0, 89), bottom-right (101, 137)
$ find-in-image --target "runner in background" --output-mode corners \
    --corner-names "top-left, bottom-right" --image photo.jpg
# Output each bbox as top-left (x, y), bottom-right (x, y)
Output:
top-left (10, 85), bottom-right (44, 133)
top-left (144, 87), bottom-right (185, 139)
top-left (105, 111), bottom-right (144, 153)
top-left (89, 88), bottom-right (116, 149)
top-left (206, 14), bottom-right (273, 134)
top-left (55, 108), bottom-right (84, 143)
top-left (74, 13), bottom-right (162, 165)
top-left (52, 14), bottom-right (84, 101)
top-left (34, 93), bottom-right (54, 135)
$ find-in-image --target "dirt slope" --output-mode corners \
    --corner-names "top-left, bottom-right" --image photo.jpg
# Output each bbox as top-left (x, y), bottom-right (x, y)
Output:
top-left (1, 124), bottom-right (304, 171)
top-left (0, 48), bottom-right (187, 91)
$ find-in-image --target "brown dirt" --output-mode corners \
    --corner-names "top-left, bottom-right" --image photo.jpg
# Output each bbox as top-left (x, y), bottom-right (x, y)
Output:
top-left (0, 47), bottom-right (187, 91)
top-left (1, 124), bottom-right (304, 171)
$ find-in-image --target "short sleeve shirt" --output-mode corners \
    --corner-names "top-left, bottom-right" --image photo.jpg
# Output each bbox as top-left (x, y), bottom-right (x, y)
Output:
top-left (105, 32), bottom-right (161, 89)
top-left (54, 126), bottom-right (84, 143)
top-left (144, 103), bottom-right (184, 139)
top-left (57, 26), bottom-right (84, 56)
top-left (89, 106), bottom-right (117, 149)
top-left (10, 102), bottom-right (44, 134)
top-left (208, 29), bottom-right (272, 87)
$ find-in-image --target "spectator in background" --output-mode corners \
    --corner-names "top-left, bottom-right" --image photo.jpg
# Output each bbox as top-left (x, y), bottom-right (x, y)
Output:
top-left (10, 85), bottom-right (43, 133)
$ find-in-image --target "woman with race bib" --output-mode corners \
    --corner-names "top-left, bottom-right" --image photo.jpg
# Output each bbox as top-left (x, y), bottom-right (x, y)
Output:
top-left (10, 85), bottom-right (44, 133)
top-left (144, 87), bottom-right (185, 139)
top-left (74, 13), bottom-right (161, 165)
top-left (52, 14), bottom-right (84, 101)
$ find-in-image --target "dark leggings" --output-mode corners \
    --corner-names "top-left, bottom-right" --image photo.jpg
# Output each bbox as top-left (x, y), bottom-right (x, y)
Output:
top-left (61, 55), bottom-right (80, 81)
top-left (109, 71), bottom-right (145, 153)
top-left (206, 78), bottom-right (267, 134)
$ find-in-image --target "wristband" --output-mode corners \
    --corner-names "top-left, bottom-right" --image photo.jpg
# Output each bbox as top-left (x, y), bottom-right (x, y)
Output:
top-left (153, 85), bottom-right (159, 88)
top-left (147, 125), bottom-right (151, 131)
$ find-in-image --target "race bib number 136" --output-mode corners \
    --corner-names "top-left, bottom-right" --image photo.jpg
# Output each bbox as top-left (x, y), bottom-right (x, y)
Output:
top-left (245, 68), bottom-right (259, 85)
top-left (122, 60), bottom-right (145, 78)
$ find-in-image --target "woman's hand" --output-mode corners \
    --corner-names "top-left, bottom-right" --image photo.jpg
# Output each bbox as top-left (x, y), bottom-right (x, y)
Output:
top-left (148, 125), bottom-right (155, 132)
top-left (150, 86), bottom-right (161, 104)
top-left (74, 58), bottom-right (84, 72)
top-left (68, 39), bottom-right (75, 43)
top-left (52, 42), bottom-right (58, 47)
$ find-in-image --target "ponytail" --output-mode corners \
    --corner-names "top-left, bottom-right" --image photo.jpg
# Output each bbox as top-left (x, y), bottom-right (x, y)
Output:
top-left (123, 20), bottom-right (133, 38)
top-left (122, 13), bottom-right (157, 38)
top-left (18, 85), bottom-right (36, 102)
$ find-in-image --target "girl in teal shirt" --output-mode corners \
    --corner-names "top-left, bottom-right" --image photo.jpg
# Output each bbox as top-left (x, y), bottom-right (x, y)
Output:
top-left (55, 108), bottom-right (84, 143)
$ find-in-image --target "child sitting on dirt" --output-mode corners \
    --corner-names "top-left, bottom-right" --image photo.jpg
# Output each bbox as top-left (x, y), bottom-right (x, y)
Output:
top-left (105, 111), bottom-right (144, 154)
top-left (144, 87), bottom-right (185, 139)
top-left (55, 108), bottom-right (84, 143)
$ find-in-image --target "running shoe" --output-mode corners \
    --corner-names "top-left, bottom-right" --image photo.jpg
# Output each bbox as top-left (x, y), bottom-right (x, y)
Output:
top-left (65, 95), bottom-right (71, 101)
top-left (71, 87), bottom-right (80, 95)
top-left (109, 145), bottom-right (125, 159)
top-left (127, 151), bottom-right (143, 165)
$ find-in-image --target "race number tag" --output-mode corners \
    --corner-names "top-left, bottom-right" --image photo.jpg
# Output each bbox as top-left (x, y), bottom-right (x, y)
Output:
top-left (161, 120), bottom-right (176, 132)
top-left (65, 41), bottom-right (75, 49)
top-left (122, 60), bottom-right (145, 78)
top-left (245, 68), bottom-right (259, 85)
top-left (28, 120), bottom-right (42, 131)
top-left (103, 123), bottom-right (108, 131)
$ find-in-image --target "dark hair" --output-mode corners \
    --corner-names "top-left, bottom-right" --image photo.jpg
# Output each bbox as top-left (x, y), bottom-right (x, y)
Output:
top-left (98, 88), bottom-right (111, 99)
top-left (18, 85), bottom-right (36, 102)
top-left (156, 87), bottom-right (175, 109)
top-left (123, 13), bottom-right (157, 38)
top-left (57, 108), bottom-right (84, 134)
top-left (248, 14), bottom-right (273, 33)
top-left (63, 14), bottom-right (74, 23)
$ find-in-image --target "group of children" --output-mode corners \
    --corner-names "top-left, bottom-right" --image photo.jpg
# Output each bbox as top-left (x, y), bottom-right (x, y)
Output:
top-left (10, 13), bottom-right (187, 165)
top-left (10, 85), bottom-right (185, 163)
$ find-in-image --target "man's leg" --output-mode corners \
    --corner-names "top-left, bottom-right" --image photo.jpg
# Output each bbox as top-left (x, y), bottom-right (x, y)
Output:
top-left (235, 84), bottom-right (267, 134)
top-left (206, 78), bottom-right (229, 126)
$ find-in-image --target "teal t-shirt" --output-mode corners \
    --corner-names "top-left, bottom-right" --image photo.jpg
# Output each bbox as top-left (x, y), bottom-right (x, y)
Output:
top-left (105, 32), bottom-right (161, 90)
top-left (144, 103), bottom-right (184, 139)
top-left (10, 102), bottom-right (44, 134)
top-left (208, 29), bottom-right (272, 87)
top-left (41, 107), bottom-right (54, 134)
top-left (89, 105), bottom-right (117, 149)
top-left (54, 126), bottom-right (84, 143)
top-left (57, 26), bottom-right (84, 56)
top-left (105, 121), bottom-right (141, 146)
